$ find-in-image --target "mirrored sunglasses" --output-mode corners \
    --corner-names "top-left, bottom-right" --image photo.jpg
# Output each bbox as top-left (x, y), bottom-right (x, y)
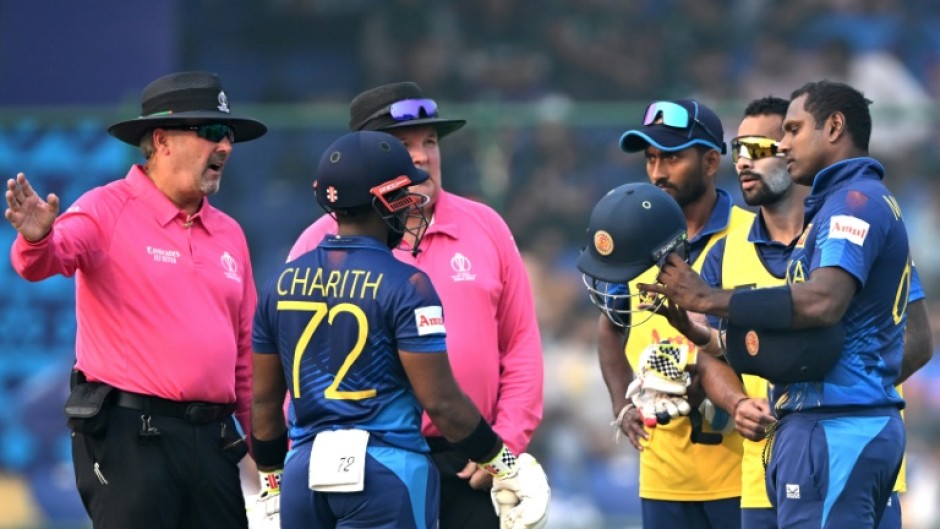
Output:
top-left (731, 136), bottom-right (783, 163)
top-left (172, 123), bottom-right (235, 143)
top-left (365, 98), bottom-right (439, 124)
top-left (643, 101), bottom-right (724, 149)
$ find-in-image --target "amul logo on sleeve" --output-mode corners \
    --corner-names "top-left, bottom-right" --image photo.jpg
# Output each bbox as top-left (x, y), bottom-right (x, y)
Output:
top-left (414, 306), bottom-right (446, 335)
top-left (450, 252), bottom-right (476, 281)
top-left (829, 215), bottom-right (869, 246)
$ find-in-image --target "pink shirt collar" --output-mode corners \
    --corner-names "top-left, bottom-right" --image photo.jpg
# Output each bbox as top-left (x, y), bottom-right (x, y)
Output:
top-left (126, 164), bottom-right (215, 234)
top-left (424, 190), bottom-right (459, 240)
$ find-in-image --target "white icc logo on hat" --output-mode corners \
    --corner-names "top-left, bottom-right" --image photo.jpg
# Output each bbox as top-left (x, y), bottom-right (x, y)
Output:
top-left (218, 91), bottom-right (230, 113)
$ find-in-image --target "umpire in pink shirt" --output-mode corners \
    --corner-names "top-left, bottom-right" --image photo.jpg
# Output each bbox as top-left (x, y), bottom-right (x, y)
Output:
top-left (289, 82), bottom-right (544, 529)
top-left (4, 71), bottom-right (266, 529)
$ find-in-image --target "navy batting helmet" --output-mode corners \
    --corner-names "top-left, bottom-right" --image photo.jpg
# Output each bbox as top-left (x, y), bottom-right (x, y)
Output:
top-left (314, 131), bottom-right (430, 253)
top-left (577, 183), bottom-right (688, 327)
top-left (314, 130), bottom-right (428, 211)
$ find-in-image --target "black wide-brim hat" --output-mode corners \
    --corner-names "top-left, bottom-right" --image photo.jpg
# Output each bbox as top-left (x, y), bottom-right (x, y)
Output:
top-left (108, 71), bottom-right (267, 146)
top-left (348, 81), bottom-right (466, 138)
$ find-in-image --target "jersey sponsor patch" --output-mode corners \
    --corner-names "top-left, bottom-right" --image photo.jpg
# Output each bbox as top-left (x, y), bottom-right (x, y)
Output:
top-left (414, 306), bottom-right (445, 335)
top-left (829, 215), bottom-right (869, 246)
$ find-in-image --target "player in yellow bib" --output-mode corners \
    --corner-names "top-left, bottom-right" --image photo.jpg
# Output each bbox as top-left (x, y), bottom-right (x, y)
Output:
top-left (594, 99), bottom-right (753, 529)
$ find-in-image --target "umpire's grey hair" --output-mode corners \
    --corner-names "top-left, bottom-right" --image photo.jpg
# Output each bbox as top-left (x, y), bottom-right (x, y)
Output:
top-left (140, 131), bottom-right (156, 160)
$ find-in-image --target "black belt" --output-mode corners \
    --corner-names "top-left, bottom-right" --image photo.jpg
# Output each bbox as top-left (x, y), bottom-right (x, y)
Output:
top-left (114, 390), bottom-right (235, 425)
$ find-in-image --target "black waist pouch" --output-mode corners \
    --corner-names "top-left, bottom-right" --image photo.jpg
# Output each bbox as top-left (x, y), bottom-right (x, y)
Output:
top-left (64, 381), bottom-right (116, 436)
top-left (220, 415), bottom-right (248, 464)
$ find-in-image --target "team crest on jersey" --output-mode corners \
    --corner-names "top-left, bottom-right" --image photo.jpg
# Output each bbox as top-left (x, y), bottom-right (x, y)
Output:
top-left (414, 306), bottom-right (445, 335)
top-left (450, 252), bottom-right (476, 281)
top-left (829, 215), bottom-right (869, 246)
top-left (786, 258), bottom-right (807, 284)
top-left (795, 223), bottom-right (812, 249)
top-left (220, 251), bottom-right (241, 282)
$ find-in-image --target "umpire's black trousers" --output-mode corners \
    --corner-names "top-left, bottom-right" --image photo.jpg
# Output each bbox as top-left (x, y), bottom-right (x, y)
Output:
top-left (72, 405), bottom-right (248, 529)
top-left (427, 437), bottom-right (499, 529)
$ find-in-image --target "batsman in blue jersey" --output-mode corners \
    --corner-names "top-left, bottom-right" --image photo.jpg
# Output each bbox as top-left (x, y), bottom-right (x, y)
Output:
top-left (640, 81), bottom-right (929, 529)
top-left (248, 131), bottom-right (549, 529)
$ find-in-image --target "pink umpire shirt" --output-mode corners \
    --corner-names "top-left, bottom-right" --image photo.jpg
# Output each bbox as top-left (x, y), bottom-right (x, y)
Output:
top-left (288, 190), bottom-right (543, 453)
top-left (10, 165), bottom-right (256, 434)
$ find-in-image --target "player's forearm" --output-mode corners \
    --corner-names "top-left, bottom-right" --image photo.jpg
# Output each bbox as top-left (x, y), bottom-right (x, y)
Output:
top-left (425, 392), bottom-right (487, 443)
top-left (787, 268), bottom-right (857, 328)
top-left (697, 353), bottom-right (746, 414)
top-left (897, 299), bottom-right (932, 384)
top-left (597, 315), bottom-right (632, 416)
top-left (251, 402), bottom-right (287, 441)
top-left (251, 353), bottom-right (288, 440)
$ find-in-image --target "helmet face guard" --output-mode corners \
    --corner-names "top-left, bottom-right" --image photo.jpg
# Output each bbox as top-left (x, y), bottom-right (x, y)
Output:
top-left (581, 231), bottom-right (689, 328)
top-left (577, 183), bottom-right (689, 327)
top-left (370, 175), bottom-right (430, 254)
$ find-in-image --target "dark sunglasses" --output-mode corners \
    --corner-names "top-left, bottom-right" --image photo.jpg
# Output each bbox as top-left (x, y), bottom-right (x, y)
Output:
top-left (643, 101), bottom-right (724, 151)
top-left (169, 123), bottom-right (235, 143)
top-left (364, 98), bottom-right (439, 124)
top-left (730, 136), bottom-right (783, 163)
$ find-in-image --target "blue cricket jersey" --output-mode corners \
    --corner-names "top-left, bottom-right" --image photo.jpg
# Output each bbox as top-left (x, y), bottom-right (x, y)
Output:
top-left (774, 157), bottom-right (912, 413)
top-left (252, 235), bottom-right (447, 452)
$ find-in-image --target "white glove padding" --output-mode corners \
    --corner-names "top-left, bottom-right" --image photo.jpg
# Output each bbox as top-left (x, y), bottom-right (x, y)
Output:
top-left (248, 470), bottom-right (282, 529)
top-left (626, 376), bottom-right (691, 428)
top-left (637, 341), bottom-right (693, 395)
top-left (490, 453), bottom-right (551, 529)
top-left (699, 398), bottom-right (735, 435)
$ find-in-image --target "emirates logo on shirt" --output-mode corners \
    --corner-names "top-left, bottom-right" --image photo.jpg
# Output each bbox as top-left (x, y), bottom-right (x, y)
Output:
top-left (220, 252), bottom-right (241, 282)
top-left (450, 252), bottom-right (476, 282)
top-left (147, 246), bottom-right (180, 264)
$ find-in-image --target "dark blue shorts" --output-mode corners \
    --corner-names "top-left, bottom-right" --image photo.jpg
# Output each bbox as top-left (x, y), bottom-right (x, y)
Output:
top-left (280, 441), bottom-right (439, 529)
top-left (876, 492), bottom-right (901, 529)
top-left (766, 408), bottom-right (904, 529)
top-left (641, 497), bottom-right (741, 529)
top-left (742, 507), bottom-right (776, 529)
